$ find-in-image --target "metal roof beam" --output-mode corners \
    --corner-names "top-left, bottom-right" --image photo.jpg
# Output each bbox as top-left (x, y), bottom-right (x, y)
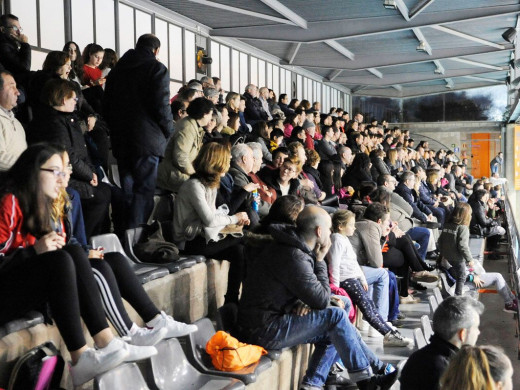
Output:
top-left (286, 42), bottom-right (301, 64)
top-left (210, 4), bottom-right (520, 43)
top-left (324, 40), bottom-right (355, 60)
top-left (449, 57), bottom-right (506, 71)
top-left (367, 68), bottom-right (383, 78)
top-left (259, 0), bottom-right (308, 29)
top-left (392, 84), bottom-right (403, 91)
top-left (409, 0), bottom-right (436, 20)
top-left (463, 75), bottom-right (500, 83)
top-left (283, 46), bottom-right (511, 71)
top-left (394, 0), bottom-right (410, 21)
top-left (433, 60), bottom-right (445, 74)
top-left (326, 69), bottom-right (343, 81)
top-left (183, 0), bottom-right (296, 26)
top-left (430, 25), bottom-right (505, 49)
top-left (412, 28), bottom-right (432, 55)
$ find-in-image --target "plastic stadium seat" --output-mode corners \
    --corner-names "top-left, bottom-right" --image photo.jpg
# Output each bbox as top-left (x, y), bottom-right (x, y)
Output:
top-left (0, 311), bottom-right (44, 338)
top-left (433, 287), bottom-right (443, 306)
top-left (147, 189), bottom-right (175, 224)
top-left (90, 234), bottom-right (169, 285)
top-left (420, 314), bottom-right (433, 342)
top-left (124, 227), bottom-right (197, 273)
top-left (143, 337), bottom-right (245, 390)
top-left (182, 318), bottom-right (272, 384)
top-left (94, 363), bottom-right (148, 390)
top-left (414, 328), bottom-right (427, 349)
top-left (428, 295), bottom-right (438, 314)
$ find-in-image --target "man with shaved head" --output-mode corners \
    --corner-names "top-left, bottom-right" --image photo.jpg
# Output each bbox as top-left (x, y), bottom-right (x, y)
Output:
top-left (238, 205), bottom-right (398, 390)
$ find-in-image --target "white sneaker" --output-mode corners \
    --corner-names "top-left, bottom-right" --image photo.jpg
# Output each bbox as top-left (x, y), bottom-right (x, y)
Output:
top-left (70, 347), bottom-right (128, 387)
top-left (386, 321), bottom-right (397, 331)
top-left (128, 325), bottom-right (168, 346)
top-left (357, 319), bottom-right (369, 332)
top-left (152, 311), bottom-right (198, 338)
top-left (368, 326), bottom-right (384, 338)
top-left (383, 331), bottom-right (414, 347)
top-left (99, 337), bottom-right (157, 362)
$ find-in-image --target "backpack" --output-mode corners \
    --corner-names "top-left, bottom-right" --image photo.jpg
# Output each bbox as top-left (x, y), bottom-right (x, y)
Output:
top-left (206, 331), bottom-right (267, 372)
top-left (134, 220), bottom-right (180, 263)
top-left (8, 341), bottom-right (64, 390)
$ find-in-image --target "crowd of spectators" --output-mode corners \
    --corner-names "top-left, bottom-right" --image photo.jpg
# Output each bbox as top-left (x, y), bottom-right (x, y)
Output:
top-left (0, 13), bottom-right (514, 389)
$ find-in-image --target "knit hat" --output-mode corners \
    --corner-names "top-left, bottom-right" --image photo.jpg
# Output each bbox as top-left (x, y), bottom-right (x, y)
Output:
top-left (204, 87), bottom-right (219, 98)
top-left (302, 119), bottom-right (315, 130)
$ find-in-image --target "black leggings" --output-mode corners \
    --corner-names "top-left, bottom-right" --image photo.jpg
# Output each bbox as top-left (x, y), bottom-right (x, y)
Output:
top-left (383, 247), bottom-right (410, 297)
top-left (90, 252), bottom-right (160, 336)
top-left (340, 278), bottom-right (392, 336)
top-left (0, 245), bottom-right (109, 351)
top-left (80, 182), bottom-right (111, 240)
top-left (394, 234), bottom-right (426, 272)
top-left (183, 235), bottom-right (245, 304)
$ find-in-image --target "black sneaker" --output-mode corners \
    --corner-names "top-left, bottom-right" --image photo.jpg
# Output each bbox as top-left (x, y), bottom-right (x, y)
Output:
top-left (356, 370), bottom-right (399, 390)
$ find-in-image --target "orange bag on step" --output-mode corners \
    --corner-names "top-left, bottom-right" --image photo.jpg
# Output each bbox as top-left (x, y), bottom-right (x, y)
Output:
top-left (206, 331), bottom-right (267, 371)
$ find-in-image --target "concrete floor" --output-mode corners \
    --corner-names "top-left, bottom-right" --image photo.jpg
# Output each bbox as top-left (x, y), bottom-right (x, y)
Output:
top-left (478, 247), bottom-right (520, 388)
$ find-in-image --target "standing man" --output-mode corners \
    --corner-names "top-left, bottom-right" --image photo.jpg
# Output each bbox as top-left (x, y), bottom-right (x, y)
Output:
top-left (0, 14), bottom-right (30, 87)
top-left (103, 34), bottom-right (173, 229)
top-left (0, 70), bottom-right (26, 171)
top-left (490, 152), bottom-right (503, 176)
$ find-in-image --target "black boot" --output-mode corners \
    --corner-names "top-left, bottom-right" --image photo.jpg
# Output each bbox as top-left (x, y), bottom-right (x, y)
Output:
top-left (356, 370), bottom-right (398, 390)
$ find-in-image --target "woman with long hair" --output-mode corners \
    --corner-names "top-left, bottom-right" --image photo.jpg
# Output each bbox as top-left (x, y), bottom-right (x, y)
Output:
top-left (343, 152), bottom-right (374, 191)
top-left (63, 41), bottom-right (83, 85)
top-left (173, 142), bottom-right (250, 304)
top-left (0, 144), bottom-right (155, 386)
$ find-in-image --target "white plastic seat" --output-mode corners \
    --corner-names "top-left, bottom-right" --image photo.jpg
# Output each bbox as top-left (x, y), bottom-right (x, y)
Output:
top-left (94, 363), bottom-right (149, 390)
top-left (420, 314), bottom-right (433, 342)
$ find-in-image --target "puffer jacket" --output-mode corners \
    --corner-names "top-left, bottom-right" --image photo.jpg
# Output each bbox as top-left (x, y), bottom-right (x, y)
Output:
top-left (238, 224), bottom-right (330, 330)
top-left (157, 117), bottom-right (204, 193)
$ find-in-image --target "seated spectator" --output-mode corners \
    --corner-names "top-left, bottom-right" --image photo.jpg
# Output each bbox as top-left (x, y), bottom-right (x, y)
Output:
top-left (28, 78), bottom-right (112, 239)
top-left (441, 345), bottom-right (513, 390)
top-left (157, 97), bottom-right (214, 192)
top-left (173, 142), bottom-right (250, 304)
top-left (315, 125), bottom-right (337, 161)
top-left (250, 121), bottom-right (272, 162)
top-left (203, 87), bottom-right (219, 104)
top-left (81, 43), bottom-right (105, 112)
top-left (370, 149), bottom-right (390, 183)
top-left (278, 93), bottom-right (293, 116)
top-left (303, 149), bottom-right (327, 204)
top-left (262, 155), bottom-right (301, 198)
top-left (238, 206), bottom-right (399, 390)
top-left (258, 146), bottom-right (288, 180)
top-left (288, 125), bottom-right (306, 146)
top-left (395, 171), bottom-right (436, 225)
top-left (400, 296), bottom-right (484, 390)
top-left (170, 99), bottom-right (188, 126)
top-left (247, 142), bottom-right (276, 213)
top-left (0, 70), bottom-right (26, 171)
top-left (414, 166), bottom-right (446, 227)
top-left (302, 119), bottom-right (316, 150)
top-left (269, 128), bottom-right (285, 151)
top-left (0, 144), bottom-right (154, 386)
top-left (99, 48), bottom-right (118, 79)
top-left (342, 153), bottom-right (374, 191)
top-left (283, 112), bottom-right (298, 138)
top-left (63, 41), bottom-right (83, 85)
top-left (469, 189), bottom-right (506, 249)
top-left (202, 108), bottom-right (223, 143)
top-left (327, 210), bottom-right (412, 347)
top-left (254, 195), bottom-right (303, 235)
top-left (243, 84), bottom-right (267, 124)
top-left (0, 14), bottom-right (31, 87)
top-left (258, 87), bottom-right (273, 120)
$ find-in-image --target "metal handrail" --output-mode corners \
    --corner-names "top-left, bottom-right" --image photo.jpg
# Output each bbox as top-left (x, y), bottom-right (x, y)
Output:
top-left (502, 185), bottom-right (520, 359)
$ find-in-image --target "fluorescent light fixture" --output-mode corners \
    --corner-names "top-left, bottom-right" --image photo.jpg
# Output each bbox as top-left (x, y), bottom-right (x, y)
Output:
top-left (416, 41), bottom-right (427, 52)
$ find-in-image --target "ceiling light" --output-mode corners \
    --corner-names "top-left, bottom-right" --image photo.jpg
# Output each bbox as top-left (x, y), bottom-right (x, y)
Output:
top-left (416, 41), bottom-right (427, 52)
top-left (383, 0), bottom-right (397, 10)
top-left (502, 27), bottom-right (517, 43)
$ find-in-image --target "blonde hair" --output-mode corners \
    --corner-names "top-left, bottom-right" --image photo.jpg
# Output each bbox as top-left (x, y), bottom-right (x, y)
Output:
top-left (193, 142), bottom-right (231, 188)
top-left (51, 188), bottom-right (71, 223)
top-left (284, 155), bottom-right (303, 174)
top-left (387, 149), bottom-right (397, 165)
top-left (426, 170), bottom-right (439, 186)
top-left (225, 92), bottom-right (240, 113)
top-left (332, 209), bottom-right (355, 233)
top-left (441, 345), bottom-right (511, 390)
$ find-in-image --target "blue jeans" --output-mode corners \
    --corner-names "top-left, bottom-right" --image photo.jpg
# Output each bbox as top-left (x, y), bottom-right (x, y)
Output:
top-left (407, 227), bottom-right (430, 260)
top-left (118, 155), bottom-right (159, 229)
top-left (387, 271), bottom-right (401, 321)
top-left (249, 307), bottom-right (380, 386)
top-left (362, 266), bottom-right (389, 321)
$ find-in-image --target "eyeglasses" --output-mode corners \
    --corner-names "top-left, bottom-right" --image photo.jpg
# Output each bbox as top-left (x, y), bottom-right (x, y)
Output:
top-left (7, 25), bottom-right (22, 33)
top-left (40, 168), bottom-right (67, 179)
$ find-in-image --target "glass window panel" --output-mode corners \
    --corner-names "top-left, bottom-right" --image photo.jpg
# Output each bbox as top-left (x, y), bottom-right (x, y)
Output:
top-left (184, 30), bottom-right (196, 81)
top-left (95, 0), bottom-right (115, 49)
top-left (71, 0), bottom-right (94, 51)
top-left (280, 69), bottom-right (285, 95)
top-left (170, 81), bottom-right (183, 99)
top-left (11, 0), bottom-right (38, 46)
top-left (307, 79), bottom-right (313, 101)
top-left (296, 75), bottom-right (302, 101)
top-left (267, 63), bottom-right (273, 89)
top-left (239, 52), bottom-right (248, 93)
top-left (273, 65), bottom-right (279, 97)
top-left (30, 50), bottom-right (47, 71)
top-left (168, 24), bottom-right (182, 81)
top-left (249, 57), bottom-right (258, 86)
top-left (220, 45), bottom-right (230, 92)
top-left (154, 19), bottom-right (168, 67)
top-left (231, 50), bottom-right (239, 92)
top-left (286, 70), bottom-right (292, 98)
top-left (210, 41), bottom-right (220, 78)
top-left (135, 10), bottom-right (152, 44)
top-left (118, 3), bottom-right (134, 55)
top-left (40, 0), bottom-right (64, 49)
top-left (258, 60), bottom-right (265, 88)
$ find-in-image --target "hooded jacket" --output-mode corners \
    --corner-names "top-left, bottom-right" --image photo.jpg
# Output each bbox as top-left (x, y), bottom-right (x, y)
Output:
top-left (103, 47), bottom-right (173, 159)
top-left (238, 224), bottom-right (330, 330)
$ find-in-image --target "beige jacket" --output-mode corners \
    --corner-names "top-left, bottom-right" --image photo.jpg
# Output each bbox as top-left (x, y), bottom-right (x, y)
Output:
top-left (157, 117), bottom-right (204, 192)
top-left (0, 109), bottom-right (27, 171)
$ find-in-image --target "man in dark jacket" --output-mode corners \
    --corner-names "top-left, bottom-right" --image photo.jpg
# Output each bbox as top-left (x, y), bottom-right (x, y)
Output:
top-left (243, 84), bottom-right (268, 125)
top-left (238, 206), bottom-right (398, 390)
top-left (395, 171), bottom-right (433, 223)
top-left (278, 93), bottom-right (293, 116)
top-left (400, 296), bottom-right (483, 390)
top-left (0, 14), bottom-right (30, 87)
top-left (103, 34), bottom-right (173, 229)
